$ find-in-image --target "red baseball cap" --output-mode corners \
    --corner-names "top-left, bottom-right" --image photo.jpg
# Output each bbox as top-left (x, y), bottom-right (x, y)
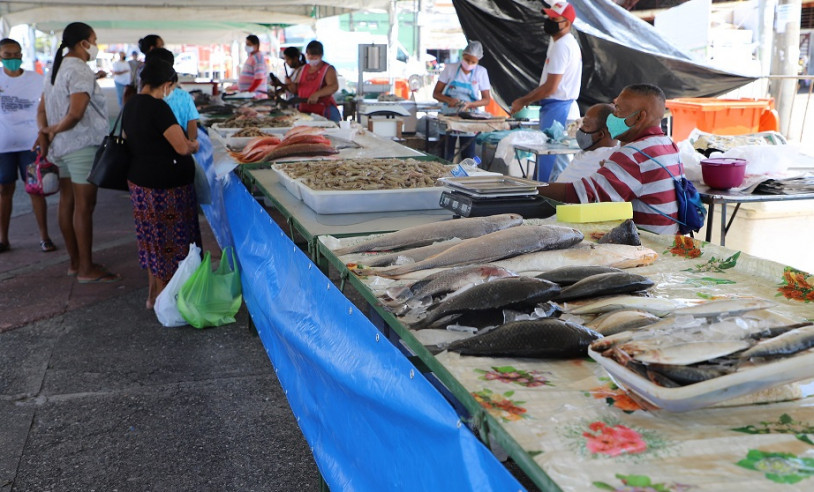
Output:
top-left (543, 1), bottom-right (576, 24)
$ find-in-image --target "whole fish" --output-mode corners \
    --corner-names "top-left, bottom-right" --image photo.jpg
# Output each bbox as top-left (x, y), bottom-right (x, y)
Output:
top-left (648, 364), bottom-right (732, 386)
top-left (334, 214), bottom-right (523, 255)
top-left (741, 324), bottom-right (814, 358)
top-left (494, 243), bottom-right (658, 275)
top-left (555, 272), bottom-right (654, 302)
top-left (412, 277), bottom-right (561, 329)
top-left (569, 295), bottom-right (678, 317)
top-left (381, 225), bottom-right (584, 277)
top-left (446, 318), bottom-right (602, 358)
top-left (585, 309), bottom-right (661, 336)
top-left (359, 239), bottom-right (463, 268)
top-left (623, 340), bottom-right (751, 365)
top-left (385, 265), bottom-right (517, 302)
top-left (673, 298), bottom-right (776, 319)
top-left (536, 265), bottom-right (623, 286)
top-left (597, 219), bottom-right (641, 246)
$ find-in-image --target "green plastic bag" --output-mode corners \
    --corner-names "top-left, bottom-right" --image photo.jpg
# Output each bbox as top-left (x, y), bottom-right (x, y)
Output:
top-left (177, 247), bottom-right (242, 329)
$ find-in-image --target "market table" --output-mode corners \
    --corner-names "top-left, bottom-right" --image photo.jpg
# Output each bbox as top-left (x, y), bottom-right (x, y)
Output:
top-left (695, 183), bottom-right (814, 246)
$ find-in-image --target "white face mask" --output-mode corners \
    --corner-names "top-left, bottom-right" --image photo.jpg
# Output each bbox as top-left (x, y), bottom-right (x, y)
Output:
top-left (307, 58), bottom-right (321, 67)
top-left (163, 85), bottom-right (172, 100)
top-left (85, 41), bottom-right (99, 61)
top-left (245, 45), bottom-right (254, 54)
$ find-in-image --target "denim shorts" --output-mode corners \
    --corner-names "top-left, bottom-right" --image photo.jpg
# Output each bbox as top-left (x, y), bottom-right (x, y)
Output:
top-left (54, 146), bottom-right (99, 185)
top-left (0, 150), bottom-right (37, 185)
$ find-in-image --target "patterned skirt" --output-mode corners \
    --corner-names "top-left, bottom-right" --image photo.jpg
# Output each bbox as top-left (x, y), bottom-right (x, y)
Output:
top-left (128, 182), bottom-right (202, 282)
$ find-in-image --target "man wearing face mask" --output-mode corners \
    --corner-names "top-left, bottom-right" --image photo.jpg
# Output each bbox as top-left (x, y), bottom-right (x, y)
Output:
top-left (555, 103), bottom-right (618, 183)
top-left (536, 84), bottom-right (681, 235)
top-left (237, 34), bottom-right (268, 98)
top-left (510, 1), bottom-right (581, 181)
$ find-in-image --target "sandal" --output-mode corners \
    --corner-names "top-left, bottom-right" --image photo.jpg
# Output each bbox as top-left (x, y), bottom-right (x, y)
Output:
top-left (0, 242), bottom-right (8, 253)
top-left (40, 239), bottom-right (56, 253)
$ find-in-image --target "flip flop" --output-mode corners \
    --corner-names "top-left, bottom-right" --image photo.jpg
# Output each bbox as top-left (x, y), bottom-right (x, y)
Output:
top-left (40, 239), bottom-right (57, 253)
top-left (77, 271), bottom-right (121, 284)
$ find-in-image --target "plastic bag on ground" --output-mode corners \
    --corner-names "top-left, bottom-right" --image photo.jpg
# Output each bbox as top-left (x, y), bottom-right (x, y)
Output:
top-left (177, 247), bottom-right (243, 329)
top-left (154, 243), bottom-right (202, 327)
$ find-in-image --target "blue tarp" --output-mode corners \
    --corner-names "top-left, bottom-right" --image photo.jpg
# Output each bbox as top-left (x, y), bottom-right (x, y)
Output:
top-left (197, 149), bottom-right (525, 490)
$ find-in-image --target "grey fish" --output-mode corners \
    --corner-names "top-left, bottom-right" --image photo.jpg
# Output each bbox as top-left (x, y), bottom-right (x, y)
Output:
top-left (597, 219), bottom-right (641, 246)
top-left (413, 277), bottom-right (561, 330)
top-left (748, 322), bottom-right (814, 340)
top-left (361, 239), bottom-right (463, 268)
top-left (741, 324), bottom-right (814, 358)
top-left (586, 309), bottom-right (661, 336)
top-left (648, 364), bottom-right (731, 386)
top-left (381, 225), bottom-right (584, 277)
top-left (385, 265), bottom-right (517, 302)
top-left (536, 265), bottom-right (623, 286)
top-left (446, 318), bottom-right (602, 358)
top-left (672, 298), bottom-right (776, 319)
top-left (334, 214), bottom-right (523, 255)
top-left (555, 272), bottom-right (654, 302)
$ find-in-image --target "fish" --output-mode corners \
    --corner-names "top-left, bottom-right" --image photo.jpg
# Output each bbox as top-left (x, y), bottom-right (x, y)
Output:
top-left (381, 225), bottom-right (584, 277)
top-left (359, 239), bottom-right (463, 268)
top-left (446, 318), bottom-right (602, 358)
top-left (672, 298), bottom-right (777, 319)
top-left (385, 264), bottom-right (517, 302)
top-left (622, 340), bottom-right (751, 365)
top-left (585, 310), bottom-right (661, 336)
top-left (647, 364), bottom-right (732, 385)
top-left (494, 242), bottom-right (658, 275)
top-left (555, 272), bottom-right (654, 302)
top-left (536, 265), bottom-right (623, 286)
top-left (412, 277), bottom-right (561, 330)
top-left (748, 322), bottom-right (813, 340)
top-left (597, 219), bottom-right (641, 246)
top-left (569, 295), bottom-right (679, 317)
top-left (334, 214), bottom-right (523, 255)
top-left (741, 324), bottom-right (814, 358)
top-left (260, 143), bottom-right (338, 162)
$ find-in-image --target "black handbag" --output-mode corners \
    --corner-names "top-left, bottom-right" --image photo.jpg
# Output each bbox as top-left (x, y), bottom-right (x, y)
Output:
top-left (88, 109), bottom-right (130, 191)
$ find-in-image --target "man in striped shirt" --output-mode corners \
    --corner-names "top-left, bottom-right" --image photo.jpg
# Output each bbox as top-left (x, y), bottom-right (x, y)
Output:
top-left (537, 84), bottom-right (680, 234)
top-left (237, 34), bottom-right (268, 98)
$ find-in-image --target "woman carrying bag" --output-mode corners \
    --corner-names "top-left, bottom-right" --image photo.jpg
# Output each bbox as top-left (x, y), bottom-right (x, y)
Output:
top-left (121, 59), bottom-right (201, 309)
top-left (36, 22), bottom-right (118, 283)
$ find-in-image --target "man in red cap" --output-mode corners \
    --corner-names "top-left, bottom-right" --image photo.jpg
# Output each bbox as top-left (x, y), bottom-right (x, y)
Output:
top-left (510, 1), bottom-right (582, 182)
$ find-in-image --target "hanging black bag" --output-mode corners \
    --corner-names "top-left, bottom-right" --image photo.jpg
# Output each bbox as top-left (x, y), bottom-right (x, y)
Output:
top-left (87, 109), bottom-right (130, 191)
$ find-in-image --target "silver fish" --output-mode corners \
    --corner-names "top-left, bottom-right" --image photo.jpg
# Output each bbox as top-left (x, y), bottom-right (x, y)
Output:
top-left (536, 265), bottom-right (623, 286)
top-left (555, 272), bottom-right (654, 302)
top-left (334, 214), bottom-right (523, 255)
top-left (413, 277), bottom-right (561, 330)
top-left (741, 324), bottom-right (814, 358)
top-left (569, 295), bottom-right (678, 317)
top-left (385, 265), bottom-right (517, 302)
top-left (360, 239), bottom-right (462, 268)
top-left (621, 340), bottom-right (752, 365)
top-left (672, 298), bottom-right (776, 319)
top-left (446, 318), bottom-right (602, 358)
top-left (381, 225), bottom-right (584, 277)
top-left (586, 310), bottom-right (661, 336)
top-left (494, 243), bottom-right (658, 275)
top-left (648, 364), bottom-right (732, 386)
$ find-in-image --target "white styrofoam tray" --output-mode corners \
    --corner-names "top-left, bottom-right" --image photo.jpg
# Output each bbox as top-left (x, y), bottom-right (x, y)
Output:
top-left (300, 185), bottom-right (445, 214)
top-left (272, 165), bottom-right (303, 200)
top-left (588, 346), bottom-right (814, 412)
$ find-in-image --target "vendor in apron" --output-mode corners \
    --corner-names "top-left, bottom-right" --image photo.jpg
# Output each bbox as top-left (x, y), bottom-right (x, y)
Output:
top-left (293, 40), bottom-right (341, 122)
top-left (432, 41), bottom-right (492, 162)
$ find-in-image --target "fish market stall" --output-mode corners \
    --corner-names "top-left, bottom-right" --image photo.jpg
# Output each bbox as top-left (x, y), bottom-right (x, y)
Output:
top-left (316, 219), bottom-right (814, 491)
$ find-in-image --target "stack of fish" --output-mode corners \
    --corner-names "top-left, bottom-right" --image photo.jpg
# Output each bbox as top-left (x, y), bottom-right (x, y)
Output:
top-left (228, 126), bottom-right (337, 164)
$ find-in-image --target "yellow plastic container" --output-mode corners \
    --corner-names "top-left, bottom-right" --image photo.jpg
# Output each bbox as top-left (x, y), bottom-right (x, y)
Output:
top-left (556, 202), bottom-right (633, 223)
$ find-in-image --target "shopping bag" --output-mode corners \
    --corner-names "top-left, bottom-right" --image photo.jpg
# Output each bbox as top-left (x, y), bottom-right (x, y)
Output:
top-left (88, 109), bottom-right (130, 191)
top-left (154, 243), bottom-right (202, 327)
top-left (25, 155), bottom-right (60, 196)
top-left (177, 247), bottom-right (242, 329)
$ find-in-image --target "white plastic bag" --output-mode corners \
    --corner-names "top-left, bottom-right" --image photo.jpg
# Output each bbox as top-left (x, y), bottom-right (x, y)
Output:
top-left (154, 243), bottom-right (202, 327)
top-left (494, 130), bottom-right (550, 177)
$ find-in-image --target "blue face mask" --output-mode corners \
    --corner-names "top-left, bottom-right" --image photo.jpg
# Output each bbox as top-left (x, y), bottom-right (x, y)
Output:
top-left (2, 58), bottom-right (22, 72)
top-left (606, 110), bottom-right (640, 139)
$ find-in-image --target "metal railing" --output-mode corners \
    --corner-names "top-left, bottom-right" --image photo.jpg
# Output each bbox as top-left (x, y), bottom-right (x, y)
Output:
top-left (760, 74), bottom-right (814, 142)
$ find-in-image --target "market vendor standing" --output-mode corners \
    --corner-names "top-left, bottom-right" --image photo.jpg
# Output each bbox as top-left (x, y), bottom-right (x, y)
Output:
top-left (272, 46), bottom-right (306, 98)
top-left (291, 41), bottom-right (340, 122)
top-left (536, 84), bottom-right (680, 235)
top-left (510, 1), bottom-right (581, 181)
top-left (433, 41), bottom-right (492, 163)
top-left (237, 35), bottom-right (268, 98)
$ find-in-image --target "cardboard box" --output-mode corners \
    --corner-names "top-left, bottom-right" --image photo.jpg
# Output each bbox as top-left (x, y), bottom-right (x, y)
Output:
top-left (367, 117), bottom-right (404, 139)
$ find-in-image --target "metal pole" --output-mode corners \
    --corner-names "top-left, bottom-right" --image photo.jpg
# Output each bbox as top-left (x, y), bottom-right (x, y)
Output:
top-left (757, 0), bottom-right (776, 95)
top-left (770, 0), bottom-right (802, 137)
top-left (388, 0), bottom-right (398, 89)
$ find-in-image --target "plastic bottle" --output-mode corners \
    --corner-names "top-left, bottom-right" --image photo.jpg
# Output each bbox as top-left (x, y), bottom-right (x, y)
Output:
top-left (451, 156), bottom-right (482, 177)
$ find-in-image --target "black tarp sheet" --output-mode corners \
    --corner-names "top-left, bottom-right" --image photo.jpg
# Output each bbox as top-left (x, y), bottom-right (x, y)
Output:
top-left (451, 0), bottom-right (756, 112)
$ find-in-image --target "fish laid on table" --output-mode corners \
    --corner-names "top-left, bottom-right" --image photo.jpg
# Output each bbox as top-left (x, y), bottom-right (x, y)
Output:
top-left (647, 363), bottom-right (733, 386)
top-left (385, 264), bottom-right (517, 302)
top-left (672, 298), bottom-right (777, 319)
top-left (741, 324), bottom-right (814, 358)
top-left (357, 239), bottom-right (463, 268)
top-left (493, 242), bottom-right (658, 275)
top-left (555, 272), bottom-right (654, 302)
top-left (381, 225), bottom-right (584, 277)
top-left (446, 318), bottom-right (602, 358)
top-left (334, 214), bottom-right (523, 256)
top-left (412, 277), bottom-right (561, 330)
top-left (621, 340), bottom-right (752, 366)
top-left (585, 309), bottom-right (661, 336)
top-left (569, 295), bottom-right (678, 317)
top-left (536, 265), bottom-right (623, 286)
top-left (596, 219), bottom-right (641, 246)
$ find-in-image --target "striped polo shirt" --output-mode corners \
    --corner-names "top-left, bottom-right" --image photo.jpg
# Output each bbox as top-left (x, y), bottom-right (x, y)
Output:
top-left (238, 51), bottom-right (268, 97)
top-left (570, 127), bottom-right (680, 235)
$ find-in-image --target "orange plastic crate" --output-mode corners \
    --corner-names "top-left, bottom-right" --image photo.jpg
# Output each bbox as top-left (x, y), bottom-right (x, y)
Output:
top-left (665, 98), bottom-right (772, 141)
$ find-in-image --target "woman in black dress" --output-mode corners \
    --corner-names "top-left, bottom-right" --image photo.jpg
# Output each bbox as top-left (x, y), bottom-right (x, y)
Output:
top-left (122, 59), bottom-right (200, 309)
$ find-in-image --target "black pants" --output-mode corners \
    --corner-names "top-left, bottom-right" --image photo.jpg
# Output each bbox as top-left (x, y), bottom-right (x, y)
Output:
top-left (443, 134), bottom-right (476, 162)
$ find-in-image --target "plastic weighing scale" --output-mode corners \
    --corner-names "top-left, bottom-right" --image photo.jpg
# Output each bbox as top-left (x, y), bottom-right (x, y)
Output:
top-left (437, 176), bottom-right (557, 218)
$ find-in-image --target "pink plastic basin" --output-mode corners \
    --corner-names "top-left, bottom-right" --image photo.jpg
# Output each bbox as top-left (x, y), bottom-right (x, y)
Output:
top-left (701, 157), bottom-right (747, 189)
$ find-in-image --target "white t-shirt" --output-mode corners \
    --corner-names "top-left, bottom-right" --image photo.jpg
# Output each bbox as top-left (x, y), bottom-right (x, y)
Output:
top-left (112, 60), bottom-right (132, 85)
top-left (439, 63), bottom-right (491, 100)
top-left (555, 143), bottom-right (620, 183)
top-left (539, 33), bottom-right (582, 101)
top-left (0, 70), bottom-right (44, 153)
top-left (43, 57), bottom-right (108, 159)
